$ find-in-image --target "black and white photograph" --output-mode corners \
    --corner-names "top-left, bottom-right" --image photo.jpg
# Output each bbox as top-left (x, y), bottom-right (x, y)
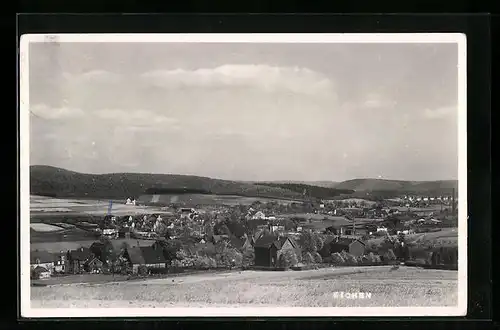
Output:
top-left (20, 33), bottom-right (467, 317)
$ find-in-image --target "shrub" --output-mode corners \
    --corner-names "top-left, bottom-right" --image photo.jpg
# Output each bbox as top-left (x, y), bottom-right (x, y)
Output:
top-left (340, 251), bottom-right (358, 265)
top-left (242, 246), bottom-right (255, 267)
top-left (302, 252), bottom-right (314, 265)
top-left (366, 252), bottom-right (380, 264)
top-left (278, 249), bottom-right (298, 268)
top-left (384, 249), bottom-right (397, 262)
top-left (137, 265), bottom-right (148, 276)
top-left (358, 255), bottom-right (370, 265)
top-left (330, 252), bottom-right (345, 265)
top-left (312, 252), bottom-right (322, 264)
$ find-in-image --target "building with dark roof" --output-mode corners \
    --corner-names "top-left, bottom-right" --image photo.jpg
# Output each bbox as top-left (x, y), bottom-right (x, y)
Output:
top-left (30, 250), bottom-right (55, 274)
top-left (320, 237), bottom-right (366, 257)
top-left (123, 246), bottom-right (167, 274)
top-left (66, 247), bottom-right (92, 274)
top-left (253, 235), bottom-right (299, 268)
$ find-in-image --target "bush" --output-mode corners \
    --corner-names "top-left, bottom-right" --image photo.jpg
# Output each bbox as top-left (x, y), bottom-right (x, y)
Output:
top-left (278, 249), bottom-right (298, 268)
top-left (358, 255), bottom-right (370, 265)
top-left (340, 251), bottom-right (358, 265)
top-left (312, 252), bottom-right (322, 264)
top-left (302, 252), bottom-right (314, 265)
top-left (330, 252), bottom-right (346, 265)
top-left (242, 247), bottom-right (255, 267)
top-left (137, 265), bottom-right (148, 276)
top-left (366, 252), bottom-right (381, 264)
top-left (384, 249), bottom-right (397, 262)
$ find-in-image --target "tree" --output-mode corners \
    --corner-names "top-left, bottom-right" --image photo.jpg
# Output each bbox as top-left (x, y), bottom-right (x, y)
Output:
top-left (137, 265), bottom-right (148, 276)
top-left (30, 268), bottom-right (40, 280)
top-left (299, 230), bottom-right (323, 253)
top-left (384, 249), bottom-right (397, 262)
top-left (155, 239), bottom-right (182, 264)
top-left (312, 251), bottom-right (322, 264)
top-left (302, 252), bottom-right (314, 264)
top-left (278, 250), bottom-right (298, 268)
top-left (242, 246), bottom-right (255, 267)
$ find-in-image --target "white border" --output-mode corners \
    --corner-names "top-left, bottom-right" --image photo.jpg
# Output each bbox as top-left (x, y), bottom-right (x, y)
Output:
top-left (19, 33), bottom-right (467, 318)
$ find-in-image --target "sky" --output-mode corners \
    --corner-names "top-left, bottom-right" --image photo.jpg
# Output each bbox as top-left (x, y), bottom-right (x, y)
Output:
top-left (27, 41), bottom-right (459, 182)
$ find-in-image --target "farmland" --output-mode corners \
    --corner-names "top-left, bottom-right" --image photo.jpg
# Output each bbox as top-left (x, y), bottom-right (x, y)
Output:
top-left (30, 223), bottom-right (65, 233)
top-left (138, 193), bottom-right (304, 207)
top-left (31, 266), bottom-right (458, 308)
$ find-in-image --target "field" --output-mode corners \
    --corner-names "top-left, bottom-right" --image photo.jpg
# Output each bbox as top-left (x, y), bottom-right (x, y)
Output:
top-left (30, 223), bottom-right (65, 233)
top-left (138, 193), bottom-right (303, 207)
top-left (365, 227), bottom-right (458, 252)
top-left (31, 266), bottom-right (458, 308)
top-left (31, 238), bottom-right (155, 253)
top-left (31, 195), bottom-right (166, 216)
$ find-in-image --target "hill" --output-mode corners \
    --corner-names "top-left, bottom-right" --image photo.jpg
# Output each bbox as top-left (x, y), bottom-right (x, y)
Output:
top-left (29, 166), bottom-right (306, 201)
top-left (250, 180), bottom-right (339, 188)
top-left (257, 182), bottom-right (354, 199)
top-left (334, 179), bottom-right (458, 195)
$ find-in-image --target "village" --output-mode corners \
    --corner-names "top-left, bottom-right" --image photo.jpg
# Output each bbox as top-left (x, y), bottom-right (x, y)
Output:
top-left (30, 192), bottom-right (458, 281)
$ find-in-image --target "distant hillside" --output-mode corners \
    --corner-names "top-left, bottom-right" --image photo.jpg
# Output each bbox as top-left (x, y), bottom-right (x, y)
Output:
top-left (30, 166), bottom-right (305, 200)
top-left (258, 182), bottom-right (355, 199)
top-left (254, 180), bottom-right (339, 188)
top-left (334, 178), bottom-right (458, 195)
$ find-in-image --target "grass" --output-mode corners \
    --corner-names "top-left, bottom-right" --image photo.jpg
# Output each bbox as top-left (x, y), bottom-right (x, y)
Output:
top-left (31, 266), bottom-right (457, 308)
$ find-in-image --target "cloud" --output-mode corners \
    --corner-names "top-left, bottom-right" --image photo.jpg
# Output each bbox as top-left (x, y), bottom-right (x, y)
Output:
top-left (423, 105), bottom-right (457, 119)
top-left (63, 70), bottom-right (122, 84)
top-left (362, 92), bottom-right (396, 109)
top-left (30, 104), bottom-right (85, 120)
top-left (93, 109), bottom-right (179, 128)
top-left (141, 64), bottom-right (336, 97)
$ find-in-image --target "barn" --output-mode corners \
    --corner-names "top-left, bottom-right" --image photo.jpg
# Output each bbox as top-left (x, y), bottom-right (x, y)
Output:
top-left (123, 246), bottom-right (167, 274)
top-left (327, 238), bottom-right (366, 257)
top-left (253, 235), bottom-right (298, 268)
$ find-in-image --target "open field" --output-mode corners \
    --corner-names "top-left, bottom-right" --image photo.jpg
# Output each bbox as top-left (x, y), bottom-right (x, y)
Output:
top-left (31, 195), bottom-right (166, 216)
top-left (31, 266), bottom-right (458, 308)
top-left (366, 227), bottom-right (458, 251)
top-left (138, 193), bottom-right (304, 206)
top-left (31, 238), bottom-right (155, 253)
top-left (30, 223), bottom-right (65, 233)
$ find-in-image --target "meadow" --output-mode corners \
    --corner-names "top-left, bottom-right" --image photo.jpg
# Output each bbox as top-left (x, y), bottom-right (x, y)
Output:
top-left (31, 266), bottom-right (458, 308)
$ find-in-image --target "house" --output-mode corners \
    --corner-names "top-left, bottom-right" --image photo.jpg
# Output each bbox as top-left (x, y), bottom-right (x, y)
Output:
top-left (251, 211), bottom-right (266, 220)
top-left (229, 235), bottom-right (253, 251)
top-left (102, 228), bottom-right (118, 239)
top-left (338, 224), bottom-right (369, 236)
top-left (253, 235), bottom-right (299, 268)
top-left (32, 266), bottom-right (51, 279)
top-left (325, 238), bottom-right (366, 257)
top-left (118, 227), bottom-right (131, 239)
top-left (53, 251), bottom-right (67, 273)
top-left (67, 247), bottom-right (93, 274)
top-left (125, 198), bottom-right (136, 205)
top-left (85, 257), bottom-right (104, 273)
top-left (30, 250), bottom-right (55, 274)
top-left (123, 246), bottom-right (167, 274)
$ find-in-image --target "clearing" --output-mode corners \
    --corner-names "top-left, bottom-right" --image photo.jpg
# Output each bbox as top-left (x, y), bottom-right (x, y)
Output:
top-left (31, 266), bottom-right (458, 308)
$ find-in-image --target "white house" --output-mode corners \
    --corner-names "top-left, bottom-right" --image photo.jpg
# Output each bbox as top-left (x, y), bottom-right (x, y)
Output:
top-left (251, 211), bottom-right (266, 220)
top-left (376, 226), bottom-right (388, 233)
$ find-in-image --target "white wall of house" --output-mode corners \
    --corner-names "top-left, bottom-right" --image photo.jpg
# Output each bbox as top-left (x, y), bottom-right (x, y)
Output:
top-left (31, 262), bottom-right (54, 273)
